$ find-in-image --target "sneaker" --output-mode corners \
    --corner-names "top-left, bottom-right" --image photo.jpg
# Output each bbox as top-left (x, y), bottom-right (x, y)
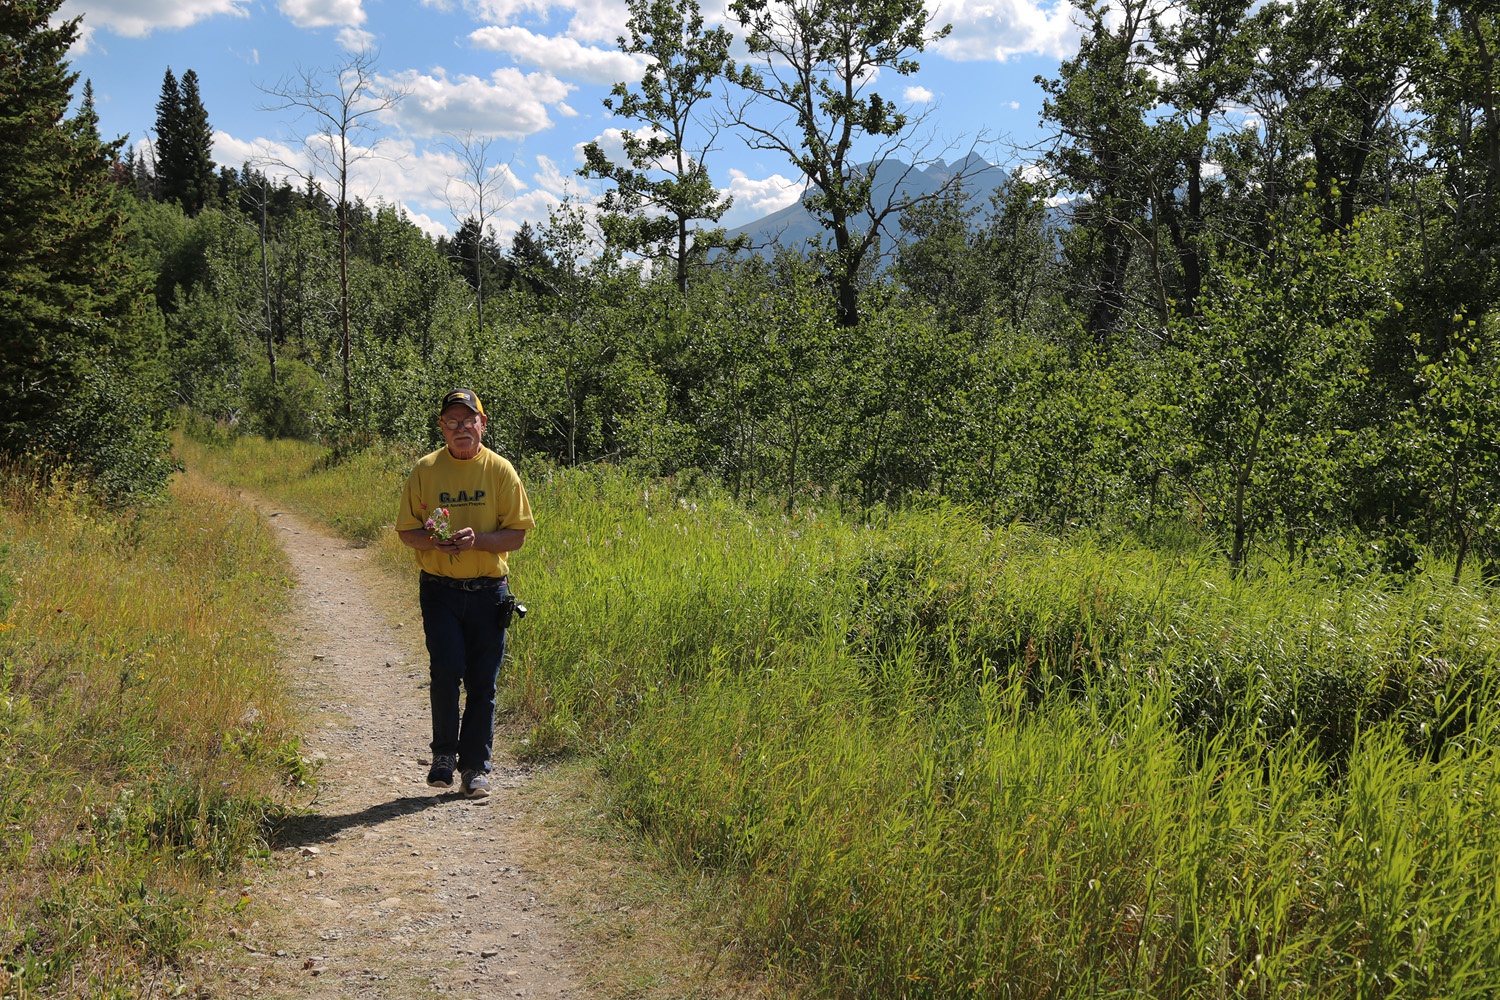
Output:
top-left (461, 769), bottom-right (490, 798)
top-left (426, 754), bottom-right (456, 789)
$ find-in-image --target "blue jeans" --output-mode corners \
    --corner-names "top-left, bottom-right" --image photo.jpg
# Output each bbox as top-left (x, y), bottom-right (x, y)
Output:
top-left (419, 577), bottom-right (509, 774)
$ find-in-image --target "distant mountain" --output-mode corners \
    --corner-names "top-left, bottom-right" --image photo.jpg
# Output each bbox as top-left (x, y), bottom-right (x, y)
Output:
top-left (723, 152), bottom-right (1012, 255)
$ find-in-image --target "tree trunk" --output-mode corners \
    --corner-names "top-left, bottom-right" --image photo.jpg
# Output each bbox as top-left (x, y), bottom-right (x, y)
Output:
top-left (339, 197), bottom-right (351, 419)
top-left (258, 187), bottom-right (276, 385)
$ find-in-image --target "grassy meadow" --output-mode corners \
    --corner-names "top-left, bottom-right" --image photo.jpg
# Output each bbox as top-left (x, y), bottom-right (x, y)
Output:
top-left (178, 428), bottom-right (1500, 997)
top-left (0, 464), bottom-right (306, 997)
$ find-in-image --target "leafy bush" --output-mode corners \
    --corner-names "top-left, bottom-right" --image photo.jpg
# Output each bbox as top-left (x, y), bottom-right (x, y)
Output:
top-left (242, 357), bottom-right (330, 440)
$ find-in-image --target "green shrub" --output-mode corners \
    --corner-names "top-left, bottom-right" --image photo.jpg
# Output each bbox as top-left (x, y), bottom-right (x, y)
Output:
top-left (242, 358), bottom-right (330, 440)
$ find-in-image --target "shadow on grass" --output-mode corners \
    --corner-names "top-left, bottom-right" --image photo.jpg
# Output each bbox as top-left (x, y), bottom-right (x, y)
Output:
top-left (266, 793), bottom-right (471, 849)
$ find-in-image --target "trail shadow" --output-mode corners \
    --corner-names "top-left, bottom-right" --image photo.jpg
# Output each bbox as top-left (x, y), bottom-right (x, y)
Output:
top-left (267, 793), bottom-right (465, 849)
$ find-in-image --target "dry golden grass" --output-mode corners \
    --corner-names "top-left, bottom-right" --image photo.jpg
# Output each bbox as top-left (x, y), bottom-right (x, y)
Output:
top-left (0, 465), bottom-right (305, 997)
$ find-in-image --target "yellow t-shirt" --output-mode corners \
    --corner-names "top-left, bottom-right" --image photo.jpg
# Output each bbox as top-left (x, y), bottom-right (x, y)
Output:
top-left (396, 446), bottom-right (536, 579)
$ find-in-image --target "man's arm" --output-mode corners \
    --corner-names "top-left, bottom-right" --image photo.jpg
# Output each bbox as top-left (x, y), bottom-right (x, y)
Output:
top-left (398, 526), bottom-right (525, 556)
top-left (474, 528), bottom-right (526, 553)
top-left (397, 527), bottom-right (444, 551)
top-left (400, 526), bottom-right (525, 553)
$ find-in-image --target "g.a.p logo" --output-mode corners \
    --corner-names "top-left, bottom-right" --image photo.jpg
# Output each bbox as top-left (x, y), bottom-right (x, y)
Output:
top-left (439, 490), bottom-right (486, 504)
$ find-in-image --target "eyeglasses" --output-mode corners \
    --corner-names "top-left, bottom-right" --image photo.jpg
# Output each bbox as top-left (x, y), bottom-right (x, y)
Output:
top-left (439, 414), bottom-right (482, 431)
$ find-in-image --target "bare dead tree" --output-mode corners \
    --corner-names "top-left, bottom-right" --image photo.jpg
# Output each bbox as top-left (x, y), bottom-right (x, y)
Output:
top-left (259, 48), bottom-right (406, 418)
top-left (439, 130), bottom-right (518, 338)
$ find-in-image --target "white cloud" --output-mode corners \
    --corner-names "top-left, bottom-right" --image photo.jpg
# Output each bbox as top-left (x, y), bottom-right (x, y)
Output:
top-left (380, 67), bottom-right (576, 140)
top-left (931, 0), bottom-right (1081, 62)
top-left (278, 0), bottom-right (365, 29)
top-left (214, 128), bottom-right (475, 235)
top-left (403, 208), bottom-right (451, 239)
top-left (338, 26), bottom-right (376, 50)
top-left (480, 155), bottom-right (603, 242)
top-left (463, 0), bottom-right (552, 23)
top-left (532, 154), bottom-right (571, 193)
top-left (905, 86), bottom-right (934, 104)
top-left (1009, 100), bottom-right (1021, 109)
top-left (556, 0), bottom-right (632, 44)
top-left (58, 0), bottom-right (249, 38)
top-left (212, 131), bottom-right (308, 175)
top-left (575, 127), bottom-right (626, 166)
top-left (461, 0), bottom-right (630, 44)
top-left (469, 26), bottom-right (647, 86)
top-left (720, 168), bottom-right (802, 225)
top-left (573, 125), bottom-right (676, 173)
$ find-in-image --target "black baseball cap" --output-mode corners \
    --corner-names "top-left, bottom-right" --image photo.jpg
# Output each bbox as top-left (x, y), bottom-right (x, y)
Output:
top-left (440, 388), bottom-right (484, 415)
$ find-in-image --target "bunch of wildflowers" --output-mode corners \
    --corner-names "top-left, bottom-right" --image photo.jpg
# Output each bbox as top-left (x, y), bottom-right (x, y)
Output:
top-left (422, 504), bottom-right (453, 541)
top-left (422, 504), bottom-right (458, 562)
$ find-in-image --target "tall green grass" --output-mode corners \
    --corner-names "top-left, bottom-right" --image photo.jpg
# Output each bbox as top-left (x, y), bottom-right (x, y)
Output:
top-left (0, 465), bottom-right (305, 997)
top-left (189, 429), bottom-right (1500, 998)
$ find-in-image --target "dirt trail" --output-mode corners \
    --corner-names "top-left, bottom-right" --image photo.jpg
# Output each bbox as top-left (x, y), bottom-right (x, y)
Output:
top-left (206, 503), bottom-right (589, 998)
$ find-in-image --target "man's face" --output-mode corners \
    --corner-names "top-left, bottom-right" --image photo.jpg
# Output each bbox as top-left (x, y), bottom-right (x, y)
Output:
top-left (439, 404), bottom-right (486, 458)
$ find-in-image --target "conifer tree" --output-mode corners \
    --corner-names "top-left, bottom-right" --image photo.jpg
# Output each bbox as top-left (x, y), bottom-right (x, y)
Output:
top-left (153, 67), bottom-right (182, 194)
top-left (175, 69), bottom-right (215, 214)
top-left (0, 0), bottom-right (172, 499)
top-left (153, 66), bottom-right (215, 214)
top-left (77, 77), bottom-right (99, 141)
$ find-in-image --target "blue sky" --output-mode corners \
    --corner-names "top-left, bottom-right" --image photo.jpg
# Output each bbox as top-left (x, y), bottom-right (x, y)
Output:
top-left (60, 0), bottom-right (1083, 241)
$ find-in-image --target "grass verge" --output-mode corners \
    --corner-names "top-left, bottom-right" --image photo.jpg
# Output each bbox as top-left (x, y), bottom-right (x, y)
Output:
top-left (0, 464), bottom-right (307, 997)
top-left (181, 425), bottom-right (1500, 998)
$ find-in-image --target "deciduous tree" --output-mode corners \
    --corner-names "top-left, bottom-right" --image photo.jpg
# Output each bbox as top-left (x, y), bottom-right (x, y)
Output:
top-left (439, 130), bottom-right (514, 335)
top-left (725, 0), bottom-right (954, 327)
top-left (581, 0), bottom-right (741, 294)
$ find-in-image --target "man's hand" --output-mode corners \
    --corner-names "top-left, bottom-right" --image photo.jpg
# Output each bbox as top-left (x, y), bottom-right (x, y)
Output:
top-left (397, 526), bottom-right (526, 554)
top-left (440, 527), bottom-right (478, 554)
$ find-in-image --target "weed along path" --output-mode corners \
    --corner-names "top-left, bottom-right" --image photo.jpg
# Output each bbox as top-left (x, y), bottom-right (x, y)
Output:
top-left (207, 503), bottom-right (587, 999)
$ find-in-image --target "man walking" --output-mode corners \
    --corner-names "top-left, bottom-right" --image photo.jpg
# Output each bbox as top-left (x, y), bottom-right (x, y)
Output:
top-left (396, 389), bottom-right (534, 797)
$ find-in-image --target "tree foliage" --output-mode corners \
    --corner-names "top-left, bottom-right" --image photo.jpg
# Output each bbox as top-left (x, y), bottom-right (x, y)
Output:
top-left (726, 0), bottom-right (953, 326)
top-left (26, 0), bottom-right (1500, 581)
top-left (580, 0), bottom-right (742, 294)
top-left (154, 67), bottom-right (216, 215)
top-left (0, 0), bottom-right (172, 500)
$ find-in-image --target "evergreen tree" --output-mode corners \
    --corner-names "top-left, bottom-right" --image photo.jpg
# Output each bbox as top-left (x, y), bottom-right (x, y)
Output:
top-left (442, 216), bottom-right (513, 297)
top-left (153, 67), bottom-right (181, 194)
top-left (508, 221), bottom-right (557, 296)
top-left (0, 0), bottom-right (172, 499)
top-left (153, 66), bottom-right (215, 214)
top-left (76, 77), bottom-right (99, 141)
top-left (175, 69), bottom-right (215, 214)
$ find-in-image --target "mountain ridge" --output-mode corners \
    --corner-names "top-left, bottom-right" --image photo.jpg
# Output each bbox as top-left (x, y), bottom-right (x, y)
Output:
top-left (722, 152), bottom-right (1013, 254)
